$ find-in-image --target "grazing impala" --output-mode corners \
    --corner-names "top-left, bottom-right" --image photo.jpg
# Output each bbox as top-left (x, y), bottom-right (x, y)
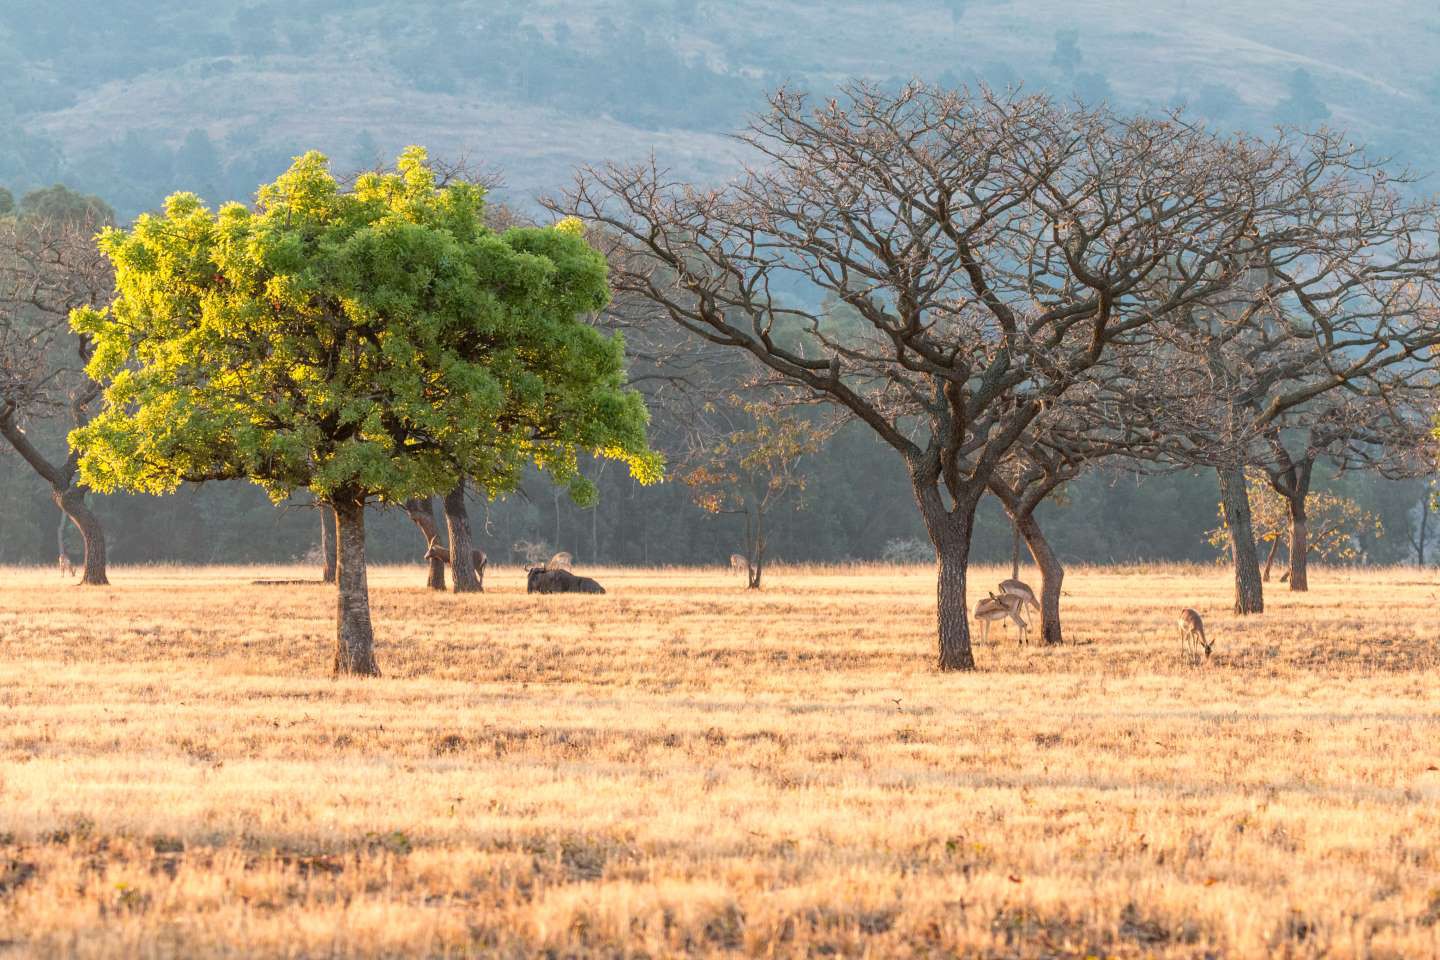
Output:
top-left (997, 578), bottom-right (1039, 615)
top-left (1178, 608), bottom-right (1211, 660)
top-left (974, 592), bottom-right (1029, 645)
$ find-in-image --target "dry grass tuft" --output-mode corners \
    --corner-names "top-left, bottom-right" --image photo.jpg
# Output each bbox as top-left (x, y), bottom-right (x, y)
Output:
top-left (1, 563), bottom-right (1439, 958)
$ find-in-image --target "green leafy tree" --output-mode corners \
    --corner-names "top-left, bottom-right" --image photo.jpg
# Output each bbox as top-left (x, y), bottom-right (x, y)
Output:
top-left (70, 147), bottom-right (659, 675)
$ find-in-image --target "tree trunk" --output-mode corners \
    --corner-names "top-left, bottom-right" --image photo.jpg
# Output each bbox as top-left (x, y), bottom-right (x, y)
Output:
top-left (443, 481), bottom-right (482, 593)
top-left (320, 504), bottom-right (337, 584)
top-left (1, 410), bottom-right (108, 585)
top-left (917, 485), bottom-right (979, 672)
top-left (1287, 493), bottom-right (1309, 592)
top-left (935, 523), bottom-right (976, 670)
top-left (1015, 511), bottom-right (1063, 646)
top-left (553, 487), bottom-right (563, 558)
top-left (1216, 466), bottom-right (1264, 615)
top-left (54, 487), bottom-right (108, 586)
top-left (747, 507), bottom-right (764, 589)
top-left (332, 497), bottom-right (379, 677)
top-left (403, 497), bottom-right (447, 590)
top-left (1010, 519), bottom-right (1021, 581)
top-left (56, 511), bottom-right (69, 570)
top-left (1419, 496), bottom-right (1430, 567)
top-left (1262, 536), bottom-right (1280, 582)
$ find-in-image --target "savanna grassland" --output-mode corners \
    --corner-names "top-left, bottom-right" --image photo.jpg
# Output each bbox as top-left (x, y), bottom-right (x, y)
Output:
top-left (1, 563), bottom-right (1439, 958)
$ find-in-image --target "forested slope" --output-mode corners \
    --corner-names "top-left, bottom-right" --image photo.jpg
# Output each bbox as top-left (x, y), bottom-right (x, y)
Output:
top-left (0, 0), bottom-right (1434, 567)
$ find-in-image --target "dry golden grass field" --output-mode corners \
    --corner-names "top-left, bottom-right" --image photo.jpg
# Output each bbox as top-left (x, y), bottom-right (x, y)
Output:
top-left (1, 563), bottom-right (1439, 958)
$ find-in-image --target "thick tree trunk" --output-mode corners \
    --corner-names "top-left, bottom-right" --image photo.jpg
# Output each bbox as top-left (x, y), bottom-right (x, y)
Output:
top-left (403, 497), bottom-right (447, 590)
top-left (443, 481), bottom-right (482, 593)
top-left (320, 505), bottom-right (337, 584)
top-left (1216, 466), bottom-right (1264, 615)
top-left (54, 487), bottom-right (108, 586)
top-left (1287, 494), bottom-right (1309, 592)
top-left (1016, 511), bottom-right (1063, 646)
top-left (917, 484), bottom-right (979, 672)
top-left (332, 497), bottom-right (379, 677)
top-left (935, 523), bottom-right (976, 671)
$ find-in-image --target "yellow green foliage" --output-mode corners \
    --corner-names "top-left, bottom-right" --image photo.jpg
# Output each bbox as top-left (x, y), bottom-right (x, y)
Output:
top-left (1207, 469), bottom-right (1382, 563)
top-left (70, 147), bottom-right (660, 508)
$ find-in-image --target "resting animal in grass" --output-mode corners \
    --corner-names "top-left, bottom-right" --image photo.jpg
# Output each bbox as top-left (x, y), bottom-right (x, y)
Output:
top-left (527, 567), bottom-right (606, 594)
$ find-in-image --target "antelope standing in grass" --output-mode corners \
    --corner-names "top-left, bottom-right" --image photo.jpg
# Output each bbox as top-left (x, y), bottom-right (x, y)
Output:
top-left (1178, 608), bottom-right (1211, 660)
top-left (974, 592), bottom-right (1029, 645)
top-left (997, 578), bottom-right (1039, 616)
top-left (58, 553), bottom-right (75, 577)
top-left (424, 537), bottom-right (488, 576)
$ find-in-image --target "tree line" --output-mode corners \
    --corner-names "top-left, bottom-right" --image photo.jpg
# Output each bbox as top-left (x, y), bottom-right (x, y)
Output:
top-left (3, 83), bottom-right (1438, 674)
top-left (555, 82), bottom-right (1440, 666)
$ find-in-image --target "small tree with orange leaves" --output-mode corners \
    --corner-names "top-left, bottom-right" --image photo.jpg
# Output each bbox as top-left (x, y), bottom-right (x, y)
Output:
top-left (682, 396), bottom-right (826, 588)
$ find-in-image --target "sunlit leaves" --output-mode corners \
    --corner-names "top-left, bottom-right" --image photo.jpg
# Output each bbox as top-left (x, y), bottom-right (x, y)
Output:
top-left (1207, 469), bottom-right (1383, 564)
top-left (70, 146), bottom-right (659, 508)
top-left (682, 398), bottom-right (824, 516)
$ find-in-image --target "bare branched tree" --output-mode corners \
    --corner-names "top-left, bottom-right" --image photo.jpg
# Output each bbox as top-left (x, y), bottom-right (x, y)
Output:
top-left (1258, 388), bottom-right (1435, 590)
top-left (0, 207), bottom-right (114, 584)
top-left (551, 82), bottom-right (1301, 669)
top-left (1082, 137), bottom-right (1440, 612)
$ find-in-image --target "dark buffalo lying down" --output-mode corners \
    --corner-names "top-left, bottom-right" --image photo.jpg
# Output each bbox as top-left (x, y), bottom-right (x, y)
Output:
top-left (527, 567), bottom-right (606, 594)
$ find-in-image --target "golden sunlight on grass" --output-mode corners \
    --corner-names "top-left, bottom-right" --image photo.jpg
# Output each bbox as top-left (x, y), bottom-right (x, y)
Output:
top-left (1, 563), bottom-right (1439, 958)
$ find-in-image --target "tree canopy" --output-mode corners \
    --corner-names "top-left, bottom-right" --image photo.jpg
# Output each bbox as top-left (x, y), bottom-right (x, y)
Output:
top-left (70, 146), bottom-right (660, 673)
top-left (72, 146), bottom-right (659, 505)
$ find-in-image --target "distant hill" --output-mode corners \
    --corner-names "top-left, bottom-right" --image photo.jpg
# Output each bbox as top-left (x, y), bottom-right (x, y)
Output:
top-left (3, 0), bottom-right (1439, 216)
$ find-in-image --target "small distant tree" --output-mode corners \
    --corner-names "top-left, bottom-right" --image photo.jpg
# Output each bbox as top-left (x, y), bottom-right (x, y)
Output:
top-left (1051, 29), bottom-right (1081, 77)
top-left (881, 537), bottom-right (933, 564)
top-left (70, 148), bottom-right (659, 675)
top-left (1406, 482), bottom-right (1437, 567)
top-left (1276, 68), bottom-right (1330, 128)
top-left (682, 396), bottom-right (824, 588)
top-left (1207, 470), bottom-right (1381, 577)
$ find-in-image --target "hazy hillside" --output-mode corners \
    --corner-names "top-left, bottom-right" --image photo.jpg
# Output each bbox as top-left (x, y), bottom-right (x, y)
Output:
top-left (2, 0), bottom-right (1435, 568)
top-left (4, 0), bottom-right (1439, 217)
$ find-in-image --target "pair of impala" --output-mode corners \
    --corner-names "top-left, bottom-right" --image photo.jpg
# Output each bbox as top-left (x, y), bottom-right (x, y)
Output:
top-left (973, 581), bottom-right (1212, 659)
top-left (972, 579), bottom-right (1040, 645)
